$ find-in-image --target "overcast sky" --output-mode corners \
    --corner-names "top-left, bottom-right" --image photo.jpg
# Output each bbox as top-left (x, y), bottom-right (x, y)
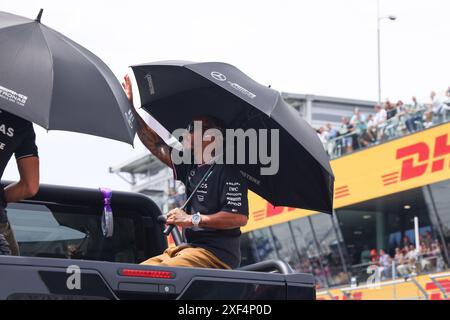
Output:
top-left (1, 0), bottom-right (449, 191)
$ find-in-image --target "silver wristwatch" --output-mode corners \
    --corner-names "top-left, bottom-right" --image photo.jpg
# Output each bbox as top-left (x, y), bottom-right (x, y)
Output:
top-left (191, 212), bottom-right (202, 228)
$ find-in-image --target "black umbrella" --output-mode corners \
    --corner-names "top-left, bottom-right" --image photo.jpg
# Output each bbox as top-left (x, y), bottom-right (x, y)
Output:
top-left (131, 61), bottom-right (334, 214)
top-left (0, 9), bottom-right (135, 144)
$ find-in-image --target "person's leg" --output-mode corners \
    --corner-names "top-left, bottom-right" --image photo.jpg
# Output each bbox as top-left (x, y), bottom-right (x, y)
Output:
top-left (352, 133), bottom-right (360, 150)
top-left (434, 113), bottom-right (443, 125)
top-left (336, 139), bottom-right (343, 157)
top-left (368, 126), bottom-right (377, 142)
top-left (154, 246), bottom-right (231, 269)
top-left (327, 140), bottom-right (335, 157)
top-left (0, 222), bottom-right (19, 256)
top-left (140, 247), bottom-right (174, 265)
top-left (377, 125), bottom-right (385, 141)
top-left (397, 264), bottom-right (407, 276)
top-left (385, 124), bottom-right (396, 140)
top-left (424, 110), bottom-right (433, 127)
top-left (405, 119), bottom-right (414, 133)
top-left (359, 131), bottom-right (371, 147)
top-left (384, 265), bottom-right (391, 279)
top-left (366, 127), bottom-right (375, 142)
top-left (414, 115), bottom-right (423, 130)
top-left (345, 137), bottom-right (353, 154)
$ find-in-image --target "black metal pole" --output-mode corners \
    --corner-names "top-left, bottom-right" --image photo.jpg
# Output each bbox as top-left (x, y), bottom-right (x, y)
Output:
top-left (426, 185), bottom-right (450, 266)
top-left (308, 215), bottom-right (331, 288)
top-left (331, 211), bottom-right (350, 281)
top-left (288, 221), bottom-right (304, 267)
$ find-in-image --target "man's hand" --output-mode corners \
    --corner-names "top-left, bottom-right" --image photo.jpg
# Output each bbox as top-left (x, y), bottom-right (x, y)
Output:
top-left (166, 208), bottom-right (192, 227)
top-left (120, 73), bottom-right (173, 168)
top-left (121, 74), bottom-right (133, 104)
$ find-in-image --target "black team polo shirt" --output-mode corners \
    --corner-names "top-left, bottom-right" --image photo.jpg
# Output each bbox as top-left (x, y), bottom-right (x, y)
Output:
top-left (172, 159), bottom-right (249, 269)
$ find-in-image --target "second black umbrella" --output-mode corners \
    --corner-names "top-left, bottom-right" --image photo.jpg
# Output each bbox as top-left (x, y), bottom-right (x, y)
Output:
top-left (0, 9), bottom-right (136, 144)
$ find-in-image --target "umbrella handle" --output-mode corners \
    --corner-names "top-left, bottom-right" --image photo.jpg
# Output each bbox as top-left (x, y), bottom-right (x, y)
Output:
top-left (162, 198), bottom-right (189, 236)
top-left (163, 224), bottom-right (175, 236)
top-left (157, 216), bottom-right (182, 245)
top-left (156, 215), bottom-right (174, 235)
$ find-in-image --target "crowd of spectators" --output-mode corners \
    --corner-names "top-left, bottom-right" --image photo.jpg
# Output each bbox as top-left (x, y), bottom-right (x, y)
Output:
top-left (316, 88), bottom-right (450, 158)
top-left (367, 232), bottom-right (446, 280)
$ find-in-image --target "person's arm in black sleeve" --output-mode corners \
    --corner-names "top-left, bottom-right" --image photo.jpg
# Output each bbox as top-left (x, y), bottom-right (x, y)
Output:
top-left (4, 125), bottom-right (39, 203)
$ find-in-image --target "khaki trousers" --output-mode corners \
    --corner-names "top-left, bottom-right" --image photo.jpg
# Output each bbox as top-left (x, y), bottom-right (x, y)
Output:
top-left (140, 245), bottom-right (231, 269)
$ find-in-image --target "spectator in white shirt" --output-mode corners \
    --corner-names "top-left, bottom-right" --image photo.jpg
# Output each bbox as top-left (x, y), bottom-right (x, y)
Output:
top-left (316, 127), bottom-right (328, 151)
top-left (372, 105), bottom-right (387, 141)
top-left (405, 96), bottom-right (424, 133)
top-left (379, 249), bottom-right (391, 279)
top-left (430, 91), bottom-right (443, 113)
top-left (366, 114), bottom-right (377, 143)
top-left (325, 123), bottom-right (337, 139)
top-left (425, 91), bottom-right (445, 127)
top-left (374, 105), bottom-right (387, 125)
top-left (395, 247), bottom-right (409, 277)
top-left (442, 87), bottom-right (450, 121)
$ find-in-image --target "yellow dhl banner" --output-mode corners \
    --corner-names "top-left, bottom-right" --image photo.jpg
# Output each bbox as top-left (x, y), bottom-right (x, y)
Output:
top-left (316, 271), bottom-right (450, 300)
top-left (242, 122), bottom-right (450, 233)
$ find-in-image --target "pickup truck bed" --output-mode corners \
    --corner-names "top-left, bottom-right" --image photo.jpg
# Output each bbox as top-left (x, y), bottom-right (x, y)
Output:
top-left (0, 256), bottom-right (314, 300)
top-left (0, 181), bottom-right (315, 300)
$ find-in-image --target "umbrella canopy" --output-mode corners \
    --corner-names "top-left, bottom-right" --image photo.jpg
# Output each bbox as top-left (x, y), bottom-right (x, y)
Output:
top-left (131, 61), bottom-right (334, 214)
top-left (0, 9), bottom-right (135, 144)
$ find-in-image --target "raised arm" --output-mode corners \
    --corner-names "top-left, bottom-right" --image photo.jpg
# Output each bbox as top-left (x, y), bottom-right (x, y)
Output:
top-left (122, 74), bottom-right (173, 168)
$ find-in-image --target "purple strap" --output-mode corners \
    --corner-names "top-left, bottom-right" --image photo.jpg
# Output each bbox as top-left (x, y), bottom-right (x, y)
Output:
top-left (100, 187), bottom-right (112, 207)
top-left (99, 188), bottom-right (113, 237)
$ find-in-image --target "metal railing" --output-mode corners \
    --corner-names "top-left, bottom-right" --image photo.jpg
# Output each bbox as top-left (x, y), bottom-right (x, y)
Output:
top-left (349, 254), bottom-right (446, 284)
top-left (317, 256), bottom-right (450, 300)
top-left (325, 275), bottom-right (429, 300)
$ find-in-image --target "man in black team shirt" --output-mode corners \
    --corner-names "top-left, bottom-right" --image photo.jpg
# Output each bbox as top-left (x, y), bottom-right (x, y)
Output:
top-left (0, 109), bottom-right (39, 255)
top-left (122, 75), bottom-right (248, 269)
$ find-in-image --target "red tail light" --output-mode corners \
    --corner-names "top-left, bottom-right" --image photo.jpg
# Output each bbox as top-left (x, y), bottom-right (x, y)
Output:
top-left (119, 268), bottom-right (175, 279)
